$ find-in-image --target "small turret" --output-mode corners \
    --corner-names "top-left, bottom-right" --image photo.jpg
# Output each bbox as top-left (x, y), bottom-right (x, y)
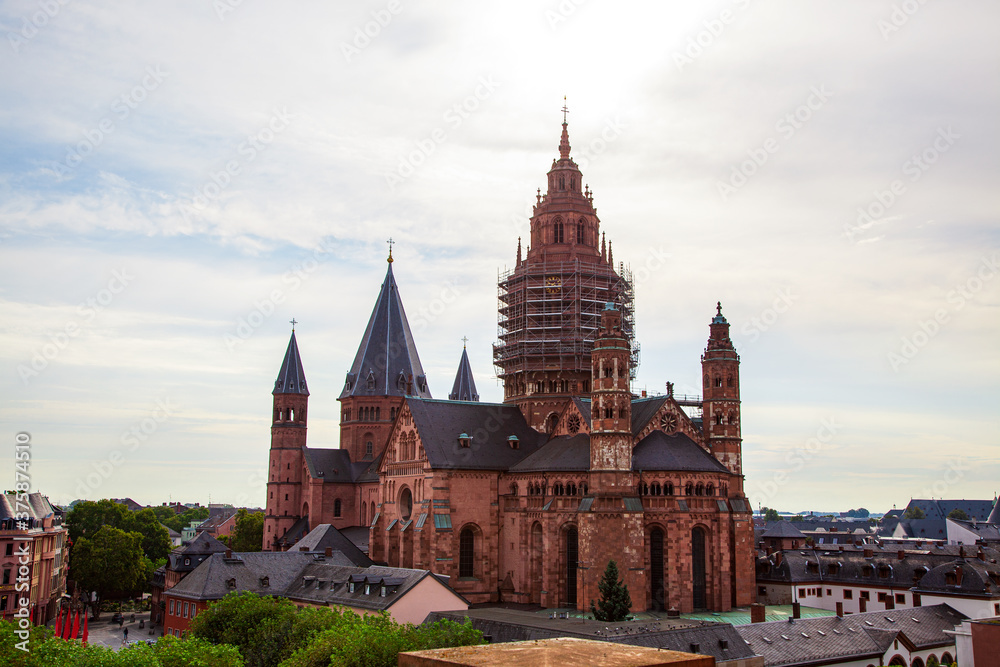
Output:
top-left (449, 340), bottom-right (480, 402)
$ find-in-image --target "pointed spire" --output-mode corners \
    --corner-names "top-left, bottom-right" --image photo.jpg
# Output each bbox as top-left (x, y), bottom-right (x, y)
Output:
top-left (449, 343), bottom-right (479, 402)
top-left (601, 232), bottom-right (606, 261)
top-left (340, 261), bottom-right (431, 399)
top-left (608, 241), bottom-right (613, 266)
top-left (274, 329), bottom-right (309, 395)
top-left (516, 237), bottom-right (522, 264)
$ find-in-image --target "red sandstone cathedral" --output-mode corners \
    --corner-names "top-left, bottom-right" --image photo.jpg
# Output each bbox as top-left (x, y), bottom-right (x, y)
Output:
top-left (263, 115), bottom-right (755, 612)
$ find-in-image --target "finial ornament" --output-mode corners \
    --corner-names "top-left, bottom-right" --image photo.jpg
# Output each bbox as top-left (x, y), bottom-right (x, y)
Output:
top-left (290, 318), bottom-right (298, 331)
top-left (387, 237), bottom-right (395, 263)
top-left (461, 336), bottom-right (469, 348)
top-left (562, 96), bottom-right (569, 124)
top-left (717, 301), bottom-right (722, 315)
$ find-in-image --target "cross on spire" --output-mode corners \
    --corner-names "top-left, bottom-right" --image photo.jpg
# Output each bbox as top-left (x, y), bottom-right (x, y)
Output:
top-left (290, 318), bottom-right (298, 331)
top-left (461, 336), bottom-right (469, 348)
top-left (387, 237), bottom-right (395, 263)
top-left (562, 96), bottom-right (569, 124)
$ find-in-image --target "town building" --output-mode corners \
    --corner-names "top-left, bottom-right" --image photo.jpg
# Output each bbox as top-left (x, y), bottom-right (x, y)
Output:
top-left (755, 543), bottom-right (1000, 619)
top-left (262, 113), bottom-right (755, 613)
top-left (150, 531), bottom-right (228, 625)
top-left (737, 603), bottom-right (964, 667)
top-left (0, 492), bottom-right (69, 626)
top-left (162, 549), bottom-right (468, 637)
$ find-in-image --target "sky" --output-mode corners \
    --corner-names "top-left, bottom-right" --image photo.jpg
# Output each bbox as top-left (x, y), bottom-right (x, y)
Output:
top-left (0, 1), bottom-right (997, 514)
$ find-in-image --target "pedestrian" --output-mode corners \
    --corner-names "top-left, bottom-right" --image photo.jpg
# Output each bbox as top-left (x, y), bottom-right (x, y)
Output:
top-left (124, 627), bottom-right (128, 641)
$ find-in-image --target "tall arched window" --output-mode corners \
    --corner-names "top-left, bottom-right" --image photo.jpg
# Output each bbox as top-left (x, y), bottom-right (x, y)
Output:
top-left (459, 528), bottom-right (475, 578)
top-left (577, 219), bottom-right (585, 244)
top-left (554, 220), bottom-right (564, 243)
top-left (651, 528), bottom-right (665, 610)
top-left (334, 498), bottom-right (342, 518)
top-left (692, 527), bottom-right (707, 609)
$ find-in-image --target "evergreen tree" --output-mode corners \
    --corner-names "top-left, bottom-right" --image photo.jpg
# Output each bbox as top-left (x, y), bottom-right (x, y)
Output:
top-left (590, 559), bottom-right (632, 622)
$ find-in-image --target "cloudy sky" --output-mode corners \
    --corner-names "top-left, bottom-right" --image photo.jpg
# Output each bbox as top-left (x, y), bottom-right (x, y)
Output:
top-left (1, 1), bottom-right (997, 514)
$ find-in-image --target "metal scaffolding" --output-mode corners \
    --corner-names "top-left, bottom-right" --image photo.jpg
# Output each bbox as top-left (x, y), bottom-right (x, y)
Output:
top-left (493, 256), bottom-right (639, 385)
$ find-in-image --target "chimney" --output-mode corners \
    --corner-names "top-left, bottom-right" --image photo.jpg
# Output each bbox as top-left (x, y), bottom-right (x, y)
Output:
top-left (766, 547), bottom-right (773, 557)
top-left (978, 548), bottom-right (986, 561)
top-left (898, 550), bottom-right (906, 561)
top-left (915, 540), bottom-right (922, 548)
top-left (751, 604), bottom-right (766, 623)
top-left (641, 390), bottom-right (647, 398)
top-left (956, 565), bottom-right (964, 586)
top-left (959, 546), bottom-right (966, 559)
top-left (836, 602), bottom-right (844, 618)
top-left (792, 602), bottom-right (801, 619)
top-left (325, 546), bottom-right (333, 557)
top-left (859, 598), bottom-right (867, 613)
top-left (774, 552), bottom-right (783, 567)
top-left (864, 548), bottom-right (873, 558)
top-left (299, 546), bottom-right (308, 551)
top-left (225, 549), bottom-right (232, 558)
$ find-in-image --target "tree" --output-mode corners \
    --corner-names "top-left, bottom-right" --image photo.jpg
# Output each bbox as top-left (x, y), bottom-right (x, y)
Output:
top-left (131, 508), bottom-right (173, 562)
top-left (790, 515), bottom-right (804, 522)
top-left (229, 509), bottom-right (264, 553)
top-left (947, 508), bottom-right (969, 521)
top-left (66, 499), bottom-right (132, 543)
top-left (71, 526), bottom-right (147, 618)
top-left (903, 506), bottom-right (926, 520)
top-left (590, 559), bottom-right (632, 622)
top-left (763, 508), bottom-right (781, 522)
top-left (856, 507), bottom-right (870, 518)
top-left (151, 505), bottom-right (183, 533)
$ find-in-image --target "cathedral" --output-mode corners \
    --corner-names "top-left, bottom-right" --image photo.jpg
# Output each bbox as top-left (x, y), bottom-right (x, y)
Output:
top-left (262, 114), bottom-right (755, 613)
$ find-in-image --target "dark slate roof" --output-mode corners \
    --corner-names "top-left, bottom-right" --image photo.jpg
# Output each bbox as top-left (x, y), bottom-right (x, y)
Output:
top-left (178, 531), bottom-right (228, 555)
top-left (737, 604), bottom-right (966, 667)
top-left (167, 552), bottom-right (316, 601)
top-left (508, 435), bottom-right (590, 472)
top-left (273, 331), bottom-right (309, 395)
top-left (277, 515), bottom-right (311, 548)
top-left (0, 492), bottom-right (58, 522)
top-left (914, 558), bottom-right (1000, 598)
top-left (755, 545), bottom-right (1000, 589)
top-left (339, 262), bottom-right (431, 400)
top-left (448, 346), bottom-right (479, 402)
top-left (630, 396), bottom-right (668, 436)
top-left (571, 397), bottom-right (591, 425)
top-left (303, 448), bottom-right (357, 483)
top-left (761, 522), bottom-right (807, 539)
top-left (905, 498), bottom-right (997, 522)
top-left (407, 398), bottom-right (547, 471)
top-left (898, 519), bottom-right (948, 539)
top-left (289, 563), bottom-right (466, 612)
top-left (339, 526), bottom-right (370, 554)
top-left (988, 498), bottom-right (1000, 525)
top-left (426, 609), bottom-right (756, 663)
top-left (632, 431), bottom-right (731, 474)
top-left (168, 552), bottom-right (467, 612)
top-left (949, 518), bottom-right (1000, 541)
top-left (288, 524), bottom-right (372, 566)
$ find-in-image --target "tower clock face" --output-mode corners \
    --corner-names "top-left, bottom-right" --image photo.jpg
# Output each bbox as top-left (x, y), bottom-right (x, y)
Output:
top-left (659, 412), bottom-right (678, 433)
top-left (567, 414), bottom-right (581, 434)
top-left (545, 276), bottom-right (561, 294)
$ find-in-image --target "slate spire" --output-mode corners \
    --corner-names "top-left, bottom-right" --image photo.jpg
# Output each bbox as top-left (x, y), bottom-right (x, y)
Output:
top-left (448, 341), bottom-right (479, 402)
top-left (340, 258), bottom-right (431, 399)
top-left (273, 329), bottom-right (309, 395)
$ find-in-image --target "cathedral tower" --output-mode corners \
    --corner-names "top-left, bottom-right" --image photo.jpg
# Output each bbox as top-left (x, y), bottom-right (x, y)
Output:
top-left (338, 252), bottom-right (431, 462)
top-left (701, 303), bottom-right (743, 487)
top-left (589, 303), bottom-right (633, 492)
top-left (448, 341), bottom-right (479, 402)
top-left (494, 109), bottom-right (637, 433)
top-left (264, 327), bottom-right (309, 551)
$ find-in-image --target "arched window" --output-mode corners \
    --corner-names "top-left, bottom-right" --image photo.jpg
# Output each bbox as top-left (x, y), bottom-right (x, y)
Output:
top-left (375, 407), bottom-right (380, 421)
top-left (334, 499), bottom-right (342, 518)
top-left (685, 482), bottom-right (693, 496)
top-left (715, 376), bottom-right (723, 387)
top-left (559, 176), bottom-right (566, 190)
top-left (360, 501), bottom-right (366, 526)
top-left (706, 483), bottom-right (714, 496)
top-left (652, 482), bottom-right (661, 496)
top-left (576, 220), bottom-right (584, 244)
top-left (554, 220), bottom-right (564, 243)
top-left (696, 483), bottom-right (704, 496)
top-left (459, 528), bottom-right (476, 578)
top-left (692, 527), bottom-right (707, 609)
top-left (665, 482), bottom-right (674, 496)
top-left (727, 376), bottom-right (734, 387)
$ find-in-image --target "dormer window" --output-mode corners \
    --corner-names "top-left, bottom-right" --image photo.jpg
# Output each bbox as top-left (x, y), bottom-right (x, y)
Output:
top-left (227, 578), bottom-right (236, 589)
top-left (380, 585), bottom-right (387, 597)
top-left (458, 433), bottom-right (471, 448)
top-left (366, 370), bottom-right (376, 391)
top-left (348, 582), bottom-right (355, 593)
top-left (364, 583), bottom-right (371, 595)
top-left (508, 436), bottom-right (519, 449)
top-left (259, 577), bottom-right (269, 587)
top-left (397, 372), bottom-right (408, 393)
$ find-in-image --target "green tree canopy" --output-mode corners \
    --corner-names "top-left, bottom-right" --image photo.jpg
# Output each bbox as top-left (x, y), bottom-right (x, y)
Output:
top-left (71, 526), bottom-right (147, 616)
top-left (763, 508), bottom-right (781, 522)
top-left (66, 499), bottom-right (132, 543)
top-left (229, 509), bottom-right (264, 552)
top-left (947, 508), bottom-right (969, 521)
top-left (590, 559), bottom-right (632, 622)
top-left (131, 507), bottom-right (173, 562)
top-left (903, 506), bottom-right (926, 520)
